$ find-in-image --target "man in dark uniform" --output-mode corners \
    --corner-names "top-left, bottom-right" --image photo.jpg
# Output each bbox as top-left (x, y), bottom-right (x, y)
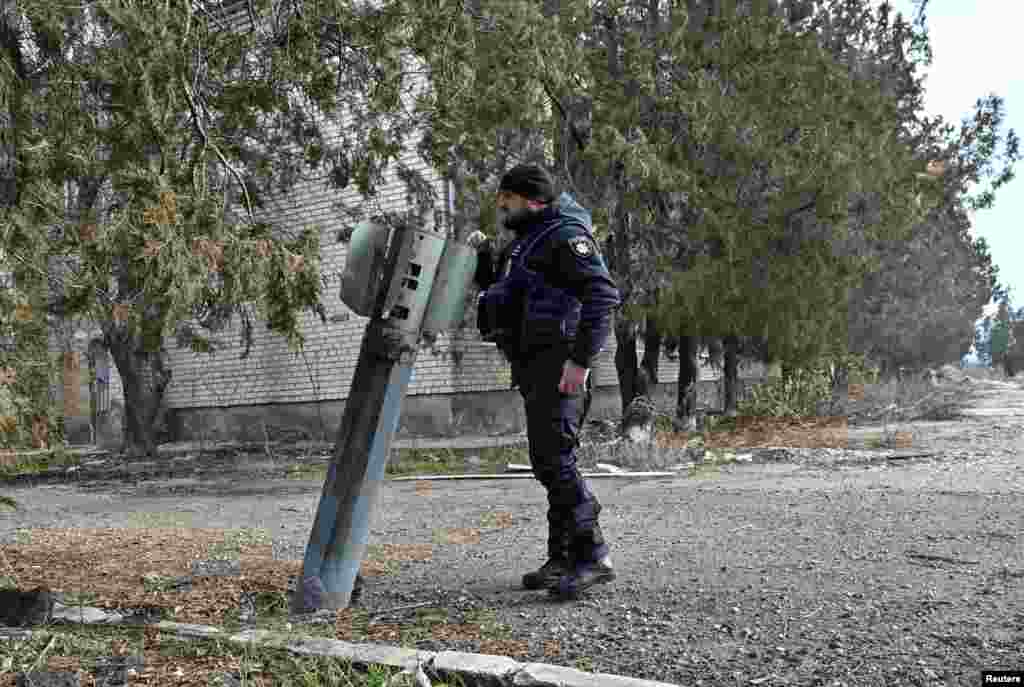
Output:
top-left (474, 164), bottom-right (621, 600)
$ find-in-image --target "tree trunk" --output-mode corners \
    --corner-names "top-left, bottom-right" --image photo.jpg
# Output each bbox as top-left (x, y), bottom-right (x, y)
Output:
top-left (722, 335), bottom-right (739, 417)
top-left (614, 318), bottom-right (640, 416)
top-left (781, 363), bottom-right (794, 386)
top-left (107, 335), bottom-right (172, 459)
top-left (675, 335), bottom-right (699, 431)
top-left (829, 362), bottom-right (850, 416)
top-left (641, 314), bottom-right (663, 385)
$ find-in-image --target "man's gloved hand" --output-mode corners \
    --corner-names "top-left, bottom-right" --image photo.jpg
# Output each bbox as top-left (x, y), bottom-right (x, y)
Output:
top-left (465, 230), bottom-right (489, 249)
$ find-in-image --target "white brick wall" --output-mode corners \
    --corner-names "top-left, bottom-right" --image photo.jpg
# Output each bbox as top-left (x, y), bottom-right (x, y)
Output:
top-left (159, 43), bottom-right (746, 411)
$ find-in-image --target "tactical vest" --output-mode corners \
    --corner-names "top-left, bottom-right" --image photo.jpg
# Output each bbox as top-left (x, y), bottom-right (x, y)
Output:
top-left (477, 218), bottom-right (584, 361)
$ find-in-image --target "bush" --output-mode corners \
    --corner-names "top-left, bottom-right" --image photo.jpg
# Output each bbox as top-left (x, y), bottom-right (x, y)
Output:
top-left (736, 353), bottom-right (878, 418)
top-left (738, 364), bottom-right (833, 418)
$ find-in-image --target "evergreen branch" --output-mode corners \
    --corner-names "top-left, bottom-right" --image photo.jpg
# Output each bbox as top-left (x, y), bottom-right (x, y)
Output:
top-left (540, 78), bottom-right (586, 153)
top-left (179, 75), bottom-right (254, 223)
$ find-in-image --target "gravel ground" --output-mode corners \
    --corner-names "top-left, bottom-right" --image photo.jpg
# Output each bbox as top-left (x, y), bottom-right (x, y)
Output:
top-left (2, 378), bottom-right (1022, 686)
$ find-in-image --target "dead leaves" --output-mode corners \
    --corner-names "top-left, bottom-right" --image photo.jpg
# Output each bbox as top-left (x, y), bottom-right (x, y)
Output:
top-left (0, 366), bottom-right (16, 385)
top-left (78, 224), bottom-right (98, 242)
top-left (367, 543), bottom-right (433, 563)
top-left (30, 417), bottom-right (48, 449)
top-left (430, 623), bottom-right (482, 642)
top-left (925, 160), bottom-right (946, 177)
top-left (142, 192), bottom-right (178, 227)
top-left (3, 524), bottom-right (542, 683)
top-left (434, 528), bottom-right (480, 545)
top-left (191, 238), bottom-right (225, 273)
top-left (482, 511), bottom-right (514, 529)
top-left (5, 529), bottom-right (442, 628)
top-left (285, 251), bottom-right (305, 274)
top-left (13, 304), bottom-right (32, 322)
top-left (5, 527), bottom-right (300, 626)
top-left (543, 640), bottom-right (562, 657)
top-left (657, 415), bottom-right (851, 451)
top-left (141, 240), bottom-right (164, 259)
top-left (366, 623), bottom-right (402, 642)
top-left (111, 303), bottom-right (131, 324)
top-left (479, 639), bottom-right (530, 658)
top-left (253, 239), bottom-right (272, 259)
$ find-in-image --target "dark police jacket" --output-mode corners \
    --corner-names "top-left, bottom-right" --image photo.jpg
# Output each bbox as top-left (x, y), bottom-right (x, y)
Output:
top-left (476, 193), bottom-right (620, 385)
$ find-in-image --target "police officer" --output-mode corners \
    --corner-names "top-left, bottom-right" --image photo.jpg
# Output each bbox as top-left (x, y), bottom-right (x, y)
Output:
top-left (475, 164), bottom-right (621, 599)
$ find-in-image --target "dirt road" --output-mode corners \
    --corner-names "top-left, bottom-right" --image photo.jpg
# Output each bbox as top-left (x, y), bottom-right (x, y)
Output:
top-left (3, 378), bottom-right (1023, 686)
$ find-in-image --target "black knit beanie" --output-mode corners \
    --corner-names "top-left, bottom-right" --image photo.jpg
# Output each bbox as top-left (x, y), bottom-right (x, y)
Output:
top-left (498, 164), bottom-right (556, 204)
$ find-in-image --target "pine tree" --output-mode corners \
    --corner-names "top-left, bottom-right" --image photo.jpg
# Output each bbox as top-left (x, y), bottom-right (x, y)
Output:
top-left (1, 1), bottom-right (409, 456)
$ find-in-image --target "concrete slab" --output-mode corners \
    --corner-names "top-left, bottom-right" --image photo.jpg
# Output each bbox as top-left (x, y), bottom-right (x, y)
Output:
top-left (50, 604), bottom-right (117, 624)
top-left (514, 663), bottom-right (680, 686)
top-left (432, 650), bottom-right (521, 685)
top-left (227, 631), bottom-right (432, 673)
top-left (85, 612), bottom-right (685, 686)
top-left (154, 621), bottom-right (224, 639)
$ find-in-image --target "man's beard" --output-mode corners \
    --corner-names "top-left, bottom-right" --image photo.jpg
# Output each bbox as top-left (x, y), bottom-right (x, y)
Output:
top-left (501, 206), bottom-right (545, 234)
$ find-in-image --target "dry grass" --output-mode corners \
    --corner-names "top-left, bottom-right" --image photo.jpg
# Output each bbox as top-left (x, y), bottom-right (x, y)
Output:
top-left (652, 366), bottom-right (984, 454)
top-left (1, 528), bottom-right (431, 627)
top-left (0, 623), bottom-right (418, 686)
top-left (0, 519), bottom-right (525, 685)
top-left (656, 415), bottom-right (852, 451)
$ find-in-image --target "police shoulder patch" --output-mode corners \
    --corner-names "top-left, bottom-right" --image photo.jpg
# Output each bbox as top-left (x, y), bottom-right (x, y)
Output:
top-left (568, 236), bottom-right (593, 257)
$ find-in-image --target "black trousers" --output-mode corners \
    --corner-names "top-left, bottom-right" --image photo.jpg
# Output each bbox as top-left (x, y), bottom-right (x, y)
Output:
top-left (516, 349), bottom-right (607, 564)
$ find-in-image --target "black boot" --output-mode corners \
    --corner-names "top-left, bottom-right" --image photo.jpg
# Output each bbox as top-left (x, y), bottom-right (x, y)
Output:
top-left (522, 525), bottom-right (571, 590)
top-left (550, 526), bottom-right (615, 600)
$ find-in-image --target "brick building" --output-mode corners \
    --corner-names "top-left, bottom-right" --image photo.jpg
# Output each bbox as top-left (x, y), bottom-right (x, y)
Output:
top-left (48, 3), bottom-right (769, 449)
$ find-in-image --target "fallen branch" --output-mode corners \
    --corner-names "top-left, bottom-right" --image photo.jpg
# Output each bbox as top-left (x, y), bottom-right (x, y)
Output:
top-left (27, 635), bottom-right (57, 674)
top-left (885, 452), bottom-right (935, 461)
top-left (905, 551), bottom-right (980, 566)
top-left (370, 601), bottom-right (434, 624)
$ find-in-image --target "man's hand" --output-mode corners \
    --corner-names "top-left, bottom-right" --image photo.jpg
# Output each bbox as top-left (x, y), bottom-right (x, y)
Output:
top-left (465, 230), bottom-right (489, 250)
top-left (559, 360), bottom-right (590, 395)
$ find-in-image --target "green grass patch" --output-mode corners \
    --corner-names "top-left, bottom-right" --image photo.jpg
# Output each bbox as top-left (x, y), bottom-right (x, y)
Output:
top-left (127, 511), bottom-right (195, 529)
top-left (141, 574), bottom-right (187, 594)
top-left (205, 528), bottom-right (273, 560)
top-left (462, 608), bottom-right (513, 641)
top-left (0, 623), bottom-right (452, 686)
top-left (703, 414), bottom-right (738, 434)
top-left (0, 448), bottom-right (79, 479)
top-left (284, 446), bottom-right (524, 479)
top-left (385, 445), bottom-right (527, 477)
top-left (283, 445), bottom-right (527, 480)
top-left (59, 591), bottom-right (100, 606)
top-left (574, 655), bottom-right (595, 672)
top-left (688, 462), bottom-right (722, 479)
top-left (286, 464), bottom-right (328, 481)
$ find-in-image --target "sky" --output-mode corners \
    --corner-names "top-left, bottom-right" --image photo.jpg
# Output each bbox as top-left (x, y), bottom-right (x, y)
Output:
top-left (884, 0), bottom-right (1023, 322)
